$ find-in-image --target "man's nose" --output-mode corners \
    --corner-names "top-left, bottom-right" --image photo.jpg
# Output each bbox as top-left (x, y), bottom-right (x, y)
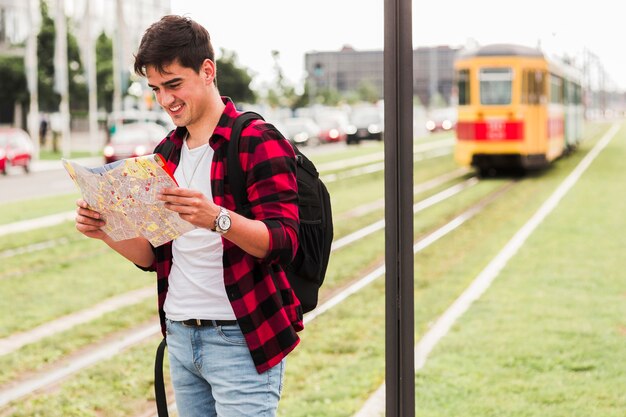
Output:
top-left (158, 90), bottom-right (174, 107)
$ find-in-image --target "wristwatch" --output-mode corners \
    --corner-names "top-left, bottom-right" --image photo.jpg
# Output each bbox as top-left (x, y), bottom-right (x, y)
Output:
top-left (213, 207), bottom-right (232, 234)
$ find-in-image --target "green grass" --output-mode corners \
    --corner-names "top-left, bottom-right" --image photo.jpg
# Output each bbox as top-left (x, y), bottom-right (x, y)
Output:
top-left (0, 193), bottom-right (79, 226)
top-left (39, 150), bottom-right (98, 160)
top-left (0, 298), bottom-right (156, 386)
top-left (0, 241), bottom-right (150, 336)
top-left (310, 142), bottom-right (384, 165)
top-left (1, 122), bottom-right (622, 417)
top-left (412, 123), bottom-right (626, 416)
top-left (5, 336), bottom-right (163, 417)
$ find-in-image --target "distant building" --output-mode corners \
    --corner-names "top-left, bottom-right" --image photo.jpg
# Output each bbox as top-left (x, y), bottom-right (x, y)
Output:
top-left (305, 45), bottom-right (461, 107)
top-left (0, 0), bottom-right (30, 125)
top-left (0, 0), bottom-right (28, 51)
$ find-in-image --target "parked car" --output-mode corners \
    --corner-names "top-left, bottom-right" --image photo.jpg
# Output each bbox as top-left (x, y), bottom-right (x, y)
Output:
top-left (103, 122), bottom-right (169, 163)
top-left (315, 111), bottom-right (350, 143)
top-left (106, 110), bottom-right (174, 140)
top-left (0, 127), bottom-right (34, 175)
top-left (346, 106), bottom-right (384, 144)
top-left (282, 117), bottom-right (322, 146)
top-left (425, 107), bottom-right (457, 133)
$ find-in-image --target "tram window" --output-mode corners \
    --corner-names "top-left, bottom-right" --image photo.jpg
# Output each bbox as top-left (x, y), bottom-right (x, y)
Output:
top-left (522, 70), bottom-right (545, 105)
top-left (568, 82), bottom-right (582, 105)
top-left (574, 84), bottom-right (582, 104)
top-left (550, 74), bottom-right (563, 104)
top-left (479, 68), bottom-right (512, 105)
top-left (456, 69), bottom-right (470, 105)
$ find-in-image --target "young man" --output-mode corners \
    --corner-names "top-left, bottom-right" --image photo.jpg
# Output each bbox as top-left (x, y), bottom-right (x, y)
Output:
top-left (74, 15), bottom-right (302, 417)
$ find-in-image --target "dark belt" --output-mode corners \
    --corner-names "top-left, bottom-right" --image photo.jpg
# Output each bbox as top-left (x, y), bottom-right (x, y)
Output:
top-left (180, 319), bottom-right (238, 327)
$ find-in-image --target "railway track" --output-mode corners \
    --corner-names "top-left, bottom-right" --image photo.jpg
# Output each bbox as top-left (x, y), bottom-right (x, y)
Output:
top-left (0, 134), bottom-right (536, 415)
top-left (0, 181), bottom-right (524, 413)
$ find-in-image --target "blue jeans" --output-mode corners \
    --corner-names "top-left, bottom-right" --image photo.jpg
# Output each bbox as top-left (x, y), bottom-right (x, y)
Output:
top-left (165, 319), bottom-right (285, 417)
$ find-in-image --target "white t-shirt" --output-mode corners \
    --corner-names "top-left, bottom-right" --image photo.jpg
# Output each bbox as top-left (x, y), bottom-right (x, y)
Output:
top-left (163, 140), bottom-right (236, 321)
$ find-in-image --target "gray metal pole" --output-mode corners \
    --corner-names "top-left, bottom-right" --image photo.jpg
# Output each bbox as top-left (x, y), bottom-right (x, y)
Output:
top-left (384, 0), bottom-right (415, 416)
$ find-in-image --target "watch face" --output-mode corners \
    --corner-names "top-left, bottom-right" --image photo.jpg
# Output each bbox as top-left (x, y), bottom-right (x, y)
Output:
top-left (218, 215), bottom-right (231, 231)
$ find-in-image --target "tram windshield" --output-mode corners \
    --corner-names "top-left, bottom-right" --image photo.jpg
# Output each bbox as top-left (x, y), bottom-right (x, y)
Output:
top-left (479, 68), bottom-right (512, 105)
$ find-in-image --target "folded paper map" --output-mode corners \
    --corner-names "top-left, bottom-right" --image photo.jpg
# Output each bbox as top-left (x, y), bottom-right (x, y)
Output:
top-left (62, 154), bottom-right (195, 247)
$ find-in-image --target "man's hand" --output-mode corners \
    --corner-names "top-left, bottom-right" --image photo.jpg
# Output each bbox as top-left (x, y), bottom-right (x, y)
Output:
top-left (75, 199), bottom-right (108, 240)
top-left (158, 187), bottom-right (219, 229)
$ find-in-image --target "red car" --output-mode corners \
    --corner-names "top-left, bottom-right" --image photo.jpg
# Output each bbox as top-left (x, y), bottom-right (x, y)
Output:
top-left (0, 127), bottom-right (34, 175)
top-left (103, 122), bottom-right (169, 163)
top-left (316, 112), bottom-right (349, 143)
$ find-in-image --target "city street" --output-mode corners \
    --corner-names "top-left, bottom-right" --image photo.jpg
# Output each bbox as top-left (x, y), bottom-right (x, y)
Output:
top-left (1, 130), bottom-right (104, 204)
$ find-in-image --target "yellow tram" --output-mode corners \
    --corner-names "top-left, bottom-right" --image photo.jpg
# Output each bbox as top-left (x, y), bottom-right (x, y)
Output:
top-left (454, 44), bottom-right (583, 175)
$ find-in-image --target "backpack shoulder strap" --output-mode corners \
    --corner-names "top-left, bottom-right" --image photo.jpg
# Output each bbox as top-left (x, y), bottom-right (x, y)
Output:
top-left (228, 112), bottom-right (264, 215)
top-left (154, 338), bottom-right (169, 417)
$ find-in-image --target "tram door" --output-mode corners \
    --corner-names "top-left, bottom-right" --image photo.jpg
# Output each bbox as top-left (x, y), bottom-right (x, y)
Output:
top-left (522, 69), bottom-right (546, 156)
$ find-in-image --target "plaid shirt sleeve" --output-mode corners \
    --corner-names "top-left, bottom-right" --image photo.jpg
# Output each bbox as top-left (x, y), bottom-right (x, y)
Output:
top-left (213, 104), bottom-right (303, 373)
top-left (238, 123), bottom-right (300, 264)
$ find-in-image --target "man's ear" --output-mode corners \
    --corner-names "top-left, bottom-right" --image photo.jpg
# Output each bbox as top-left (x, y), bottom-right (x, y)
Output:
top-left (201, 59), bottom-right (216, 85)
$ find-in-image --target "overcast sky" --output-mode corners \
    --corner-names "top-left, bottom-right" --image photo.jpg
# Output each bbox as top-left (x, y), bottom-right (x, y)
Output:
top-left (170, 0), bottom-right (625, 91)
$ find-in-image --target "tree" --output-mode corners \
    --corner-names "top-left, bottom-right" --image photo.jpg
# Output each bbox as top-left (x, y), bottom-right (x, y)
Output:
top-left (0, 56), bottom-right (28, 124)
top-left (266, 50), bottom-right (306, 110)
top-left (96, 31), bottom-right (114, 111)
top-left (37, 0), bottom-right (57, 112)
top-left (216, 49), bottom-right (256, 104)
top-left (67, 26), bottom-right (88, 111)
top-left (37, 0), bottom-right (88, 112)
top-left (429, 91), bottom-right (447, 108)
top-left (356, 80), bottom-right (380, 103)
top-left (315, 86), bottom-right (342, 106)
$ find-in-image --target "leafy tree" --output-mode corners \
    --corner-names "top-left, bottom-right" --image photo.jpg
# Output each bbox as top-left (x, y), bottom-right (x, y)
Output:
top-left (37, 0), bottom-right (88, 112)
top-left (316, 86), bottom-right (342, 106)
top-left (216, 49), bottom-right (256, 104)
top-left (429, 91), bottom-right (447, 108)
top-left (0, 56), bottom-right (28, 124)
top-left (356, 80), bottom-right (380, 103)
top-left (291, 81), bottom-right (310, 109)
top-left (67, 27), bottom-right (87, 111)
top-left (96, 31), bottom-right (114, 111)
top-left (37, 0), bottom-right (57, 112)
top-left (266, 50), bottom-right (305, 110)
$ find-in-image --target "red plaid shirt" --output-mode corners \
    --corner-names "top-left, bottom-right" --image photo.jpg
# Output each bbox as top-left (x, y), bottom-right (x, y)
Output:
top-left (143, 98), bottom-right (303, 373)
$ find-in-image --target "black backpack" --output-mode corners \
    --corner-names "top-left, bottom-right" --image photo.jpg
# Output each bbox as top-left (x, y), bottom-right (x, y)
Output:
top-left (152, 112), bottom-right (333, 416)
top-left (228, 111), bottom-right (333, 313)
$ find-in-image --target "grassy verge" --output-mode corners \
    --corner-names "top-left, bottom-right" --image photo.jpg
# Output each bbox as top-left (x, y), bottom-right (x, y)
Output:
top-left (1, 123), bottom-right (618, 416)
top-left (413, 123), bottom-right (626, 416)
top-left (0, 151), bottom-right (487, 416)
top-left (0, 298), bottom-right (156, 386)
top-left (39, 150), bottom-right (97, 160)
top-left (0, 194), bottom-right (78, 226)
top-left (0, 239), bottom-right (150, 336)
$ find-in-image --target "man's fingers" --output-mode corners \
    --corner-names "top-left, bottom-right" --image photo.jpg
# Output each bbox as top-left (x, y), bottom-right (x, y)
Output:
top-left (160, 187), bottom-right (198, 198)
top-left (76, 213), bottom-right (105, 226)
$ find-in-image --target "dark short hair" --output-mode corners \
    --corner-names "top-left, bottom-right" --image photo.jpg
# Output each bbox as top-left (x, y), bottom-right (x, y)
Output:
top-left (134, 15), bottom-right (215, 76)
